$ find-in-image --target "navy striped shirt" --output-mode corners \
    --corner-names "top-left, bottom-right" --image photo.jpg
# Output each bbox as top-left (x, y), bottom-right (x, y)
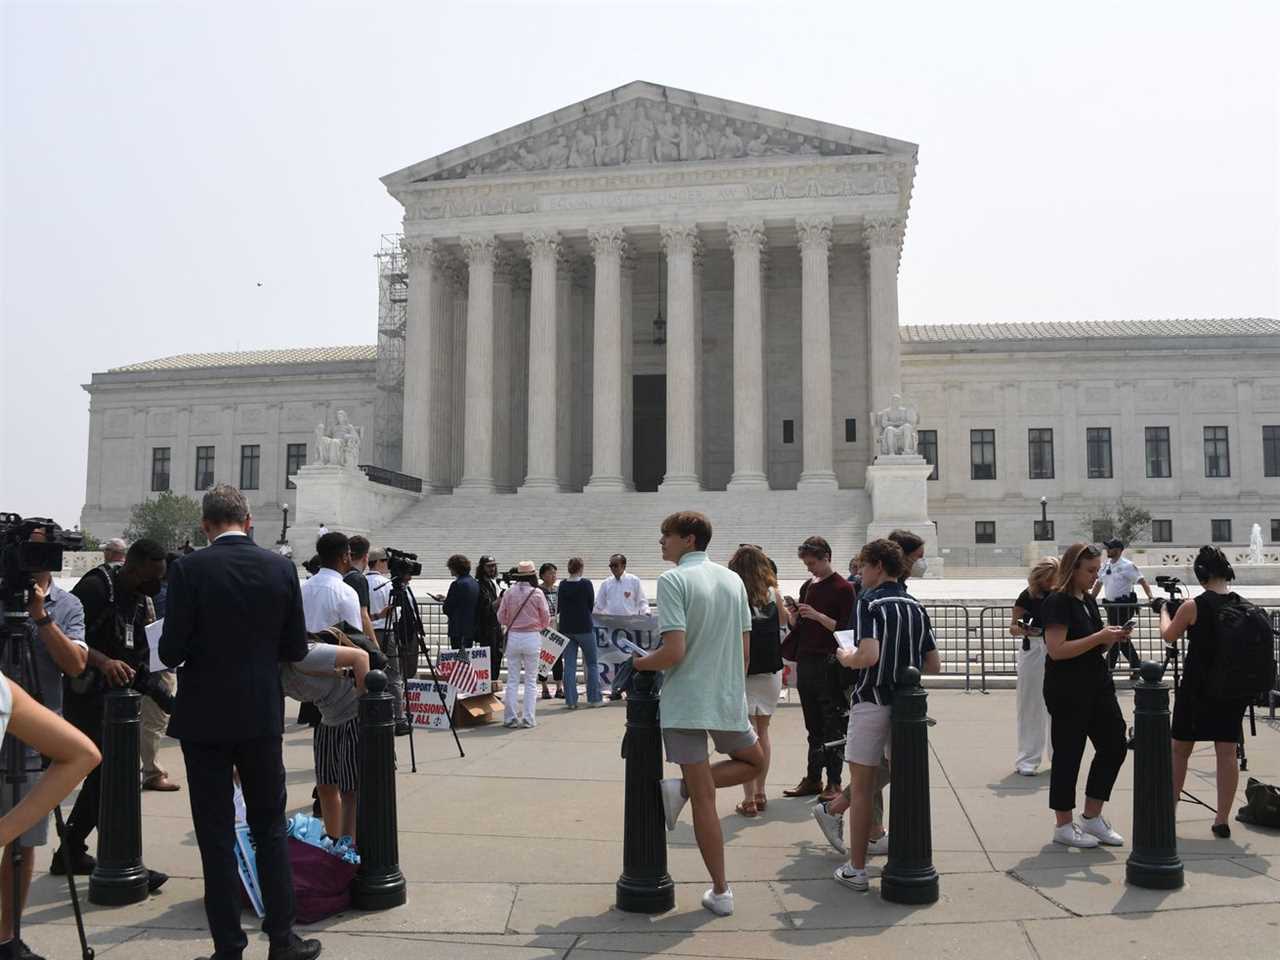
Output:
top-left (848, 581), bottom-right (936, 706)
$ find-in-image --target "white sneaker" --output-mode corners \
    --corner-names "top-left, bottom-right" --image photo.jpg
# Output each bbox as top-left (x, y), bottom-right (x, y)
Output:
top-left (520, 717), bottom-right (536, 729)
top-left (701, 886), bottom-right (734, 916)
top-left (812, 801), bottom-right (847, 856)
top-left (503, 718), bottom-right (519, 728)
top-left (866, 833), bottom-right (889, 857)
top-left (1053, 821), bottom-right (1100, 848)
top-left (1081, 814), bottom-right (1124, 846)
top-left (659, 778), bottom-right (687, 832)
top-left (833, 863), bottom-right (869, 892)
top-left (1015, 765), bottom-right (1039, 776)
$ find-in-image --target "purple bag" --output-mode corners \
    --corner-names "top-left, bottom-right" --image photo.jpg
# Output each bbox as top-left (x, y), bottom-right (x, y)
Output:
top-left (288, 837), bottom-right (358, 923)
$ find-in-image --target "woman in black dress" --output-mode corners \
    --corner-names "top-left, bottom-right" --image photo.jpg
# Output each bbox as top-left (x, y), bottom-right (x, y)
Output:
top-left (1158, 545), bottom-right (1248, 838)
top-left (1040, 543), bottom-right (1131, 848)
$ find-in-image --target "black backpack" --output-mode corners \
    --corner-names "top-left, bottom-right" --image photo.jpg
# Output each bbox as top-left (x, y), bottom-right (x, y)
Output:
top-left (1205, 594), bottom-right (1277, 701)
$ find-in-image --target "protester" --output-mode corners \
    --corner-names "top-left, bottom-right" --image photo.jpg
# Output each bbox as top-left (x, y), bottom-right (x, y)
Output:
top-left (888, 528), bottom-right (927, 581)
top-left (57, 539), bottom-right (169, 887)
top-left (594, 554), bottom-right (649, 699)
top-left (1012, 558), bottom-right (1058, 776)
top-left (497, 561), bottom-right (552, 728)
top-left (557, 557), bottom-right (599, 709)
top-left (1041, 542), bottom-right (1129, 849)
top-left (782, 535), bottom-right (854, 802)
top-left (476, 556), bottom-right (503, 685)
top-left (1159, 545), bottom-right (1252, 838)
top-left (0, 530), bottom-right (92, 960)
top-left (727, 545), bottom-right (784, 818)
top-left (538, 562), bottom-right (562, 699)
top-left (635, 511), bottom-right (762, 917)
top-left (159, 484), bottom-right (321, 960)
top-left (1092, 537), bottom-right (1153, 676)
top-left (829, 538), bottom-right (940, 892)
top-left (442, 554), bottom-right (480, 650)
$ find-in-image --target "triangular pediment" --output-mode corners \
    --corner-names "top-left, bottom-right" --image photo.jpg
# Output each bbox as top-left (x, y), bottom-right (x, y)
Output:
top-left (382, 81), bottom-right (917, 187)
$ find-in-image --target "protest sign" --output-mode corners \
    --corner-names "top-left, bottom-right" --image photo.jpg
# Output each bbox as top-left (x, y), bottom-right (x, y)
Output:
top-left (235, 824), bottom-right (265, 917)
top-left (592, 612), bottom-right (662, 665)
top-left (537, 628), bottom-right (572, 679)
top-left (405, 678), bottom-right (456, 730)
top-left (437, 647), bottom-right (491, 696)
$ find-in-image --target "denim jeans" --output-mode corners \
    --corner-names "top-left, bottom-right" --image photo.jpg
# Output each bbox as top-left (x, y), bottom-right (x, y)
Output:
top-left (563, 631), bottom-right (601, 706)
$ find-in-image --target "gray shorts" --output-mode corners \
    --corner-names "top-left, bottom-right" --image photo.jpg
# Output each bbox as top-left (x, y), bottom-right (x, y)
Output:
top-left (662, 727), bottom-right (758, 765)
top-left (844, 701), bottom-right (892, 766)
top-left (0, 769), bottom-right (49, 846)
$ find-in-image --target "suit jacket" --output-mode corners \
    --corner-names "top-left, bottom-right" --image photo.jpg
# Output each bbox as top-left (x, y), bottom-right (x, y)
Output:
top-left (159, 534), bottom-right (307, 743)
top-left (442, 575), bottom-right (480, 641)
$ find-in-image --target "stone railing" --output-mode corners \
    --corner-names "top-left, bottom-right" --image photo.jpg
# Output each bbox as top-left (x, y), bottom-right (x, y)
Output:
top-left (1128, 545), bottom-right (1280, 567)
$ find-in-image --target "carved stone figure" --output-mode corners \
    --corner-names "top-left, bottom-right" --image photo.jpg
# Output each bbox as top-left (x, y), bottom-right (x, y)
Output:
top-left (1250, 523), bottom-right (1265, 564)
top-left (544, 135), bottom-right (570, 169)
top-left (313, 411), bottom-right (363, 470)
top-left (688, 123), bottom-right (711, 160)
top-left (627, 107), bottom-right (656, 163)
top-left (569, 127), bottom-right (597, 168)
top-left (600, 114), bottom-right (625, 166)
top-left (655, 111), bottom-right (681, 162)
top-left (746, 131), bottom-right (770, 156)
top-left (872, 394), bottom-right (919, 457)
top-left (720, 124), bottom-right (745, 158)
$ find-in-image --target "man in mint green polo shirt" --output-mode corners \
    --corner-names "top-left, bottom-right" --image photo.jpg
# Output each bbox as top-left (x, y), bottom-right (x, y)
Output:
top-left (633, 511), bottom-right (763, 917)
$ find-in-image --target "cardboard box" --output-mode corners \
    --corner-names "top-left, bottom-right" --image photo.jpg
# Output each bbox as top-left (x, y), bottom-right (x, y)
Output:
top-left (453, 692), bottom-right (501, 726)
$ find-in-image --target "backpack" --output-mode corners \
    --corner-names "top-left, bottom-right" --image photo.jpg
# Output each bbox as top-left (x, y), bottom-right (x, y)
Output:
top-left (1205, 593), bottom-right (1277, 701)
top-left (1236, 778), bottom-right (1280, 830)
top-left (747, 599), bottom-right (783, 676)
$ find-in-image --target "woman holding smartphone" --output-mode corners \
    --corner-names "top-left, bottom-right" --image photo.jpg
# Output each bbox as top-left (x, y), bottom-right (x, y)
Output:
top-left (1011, 557), bottom-right (1058, 776)
top-left (1040, 543), bottom-right (1130, 848)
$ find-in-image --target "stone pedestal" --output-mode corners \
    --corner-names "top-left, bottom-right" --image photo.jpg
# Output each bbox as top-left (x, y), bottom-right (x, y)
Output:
top-left (1025, 541), bottom-right (1060, 563)
top-left (290, 464), bottom-right (420, 558)
top-left (864, 455), bottom-right (942, 578)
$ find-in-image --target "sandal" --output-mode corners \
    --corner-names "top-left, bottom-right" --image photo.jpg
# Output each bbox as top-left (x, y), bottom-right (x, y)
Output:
top-left (735, 800), bottom-right (759, 818)
top-left (754, 793), bottom-right (767, 812)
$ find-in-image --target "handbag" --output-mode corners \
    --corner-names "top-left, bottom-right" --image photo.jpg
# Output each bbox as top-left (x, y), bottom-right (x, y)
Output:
top-left (1236, 777), bottom-right (1280, 829)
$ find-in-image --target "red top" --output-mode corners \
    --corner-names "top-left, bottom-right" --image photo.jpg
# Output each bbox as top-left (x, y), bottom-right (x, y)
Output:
top-left (790, 573), bottom-right (856, 657)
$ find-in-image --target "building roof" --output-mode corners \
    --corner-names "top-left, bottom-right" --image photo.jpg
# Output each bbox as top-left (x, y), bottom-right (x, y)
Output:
top-left (900, 318), bottom-right (1280, 343)
top-left (108, 345), bottom-right (377, 373)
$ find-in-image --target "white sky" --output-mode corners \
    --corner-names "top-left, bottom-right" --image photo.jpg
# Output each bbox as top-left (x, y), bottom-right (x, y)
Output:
top-left (2, 0), bottom-right (1277, 529)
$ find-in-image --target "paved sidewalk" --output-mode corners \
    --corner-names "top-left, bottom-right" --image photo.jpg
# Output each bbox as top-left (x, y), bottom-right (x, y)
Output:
top-left (19, 689), bottom-right (1280, 959)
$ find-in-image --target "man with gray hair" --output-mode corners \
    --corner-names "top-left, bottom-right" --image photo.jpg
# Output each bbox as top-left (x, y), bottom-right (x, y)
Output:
top-left (160, 483), bottom-right (320, 960)
top-left (101, 538), bottom-right (127, 568)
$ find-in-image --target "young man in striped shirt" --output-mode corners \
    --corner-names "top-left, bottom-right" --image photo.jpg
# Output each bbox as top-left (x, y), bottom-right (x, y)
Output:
top-left (831, 538), bottom-right (941, 891)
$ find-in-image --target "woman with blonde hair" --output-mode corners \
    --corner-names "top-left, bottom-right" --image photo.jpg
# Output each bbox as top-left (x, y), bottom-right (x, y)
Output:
top-left (1040, 543), bottom-right (1130, 848)
top-left (1012, 557), bottom-right (1058, 776)
top-left (727, 545), bottom-right (785, 817)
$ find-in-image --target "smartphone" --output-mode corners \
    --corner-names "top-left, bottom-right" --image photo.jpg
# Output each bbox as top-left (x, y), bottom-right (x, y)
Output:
top-left (784, 596), bottom-right (798, 610)
top-left (1122, 617), bottom-right (1138, 632)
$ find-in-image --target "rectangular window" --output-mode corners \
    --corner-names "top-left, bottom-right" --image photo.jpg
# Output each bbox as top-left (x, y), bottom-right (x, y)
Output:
top-left (844, 418), bottom-right (856, 443)
top-left (970, 429), bottom-right (996, 480)
top-left (1151, 519), bottom-right (1173, 543)
top-left (150, 447), bottom-right (170, 492)
top-left (1033, 520), bottom-right (1055, 541)
top-left (1145, 426), bottom-right (1171, 478)
top-left (285, 443), bottom-right (307, 490)
top-left (239, 444), bottom-right (261, 491)
top-left (1211, 518), bottom-right (1232, 543)
top-left (1028, 428), bottom-right (1055, 479)
top-left (1204, 426), bottom-right (1230, 478)
top-left (1264, 425), bottom-right (1280, 477)
top-left (975, 521), bottom-right (996, 544)
top-left (919, 429), bottom-right (939, 481)
top-left (1272, 519), bottom-right (1280, 543)
top-left (194, 446), bottom-right (215, 491)
top-left (1086, 427), bottom-right (1113, 479)
top-left (782, 419), bottom-right (795, 444)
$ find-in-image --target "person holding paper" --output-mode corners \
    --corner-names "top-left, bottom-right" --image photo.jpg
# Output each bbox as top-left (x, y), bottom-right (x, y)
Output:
top-left (634, 512), bottom-right (763, 918)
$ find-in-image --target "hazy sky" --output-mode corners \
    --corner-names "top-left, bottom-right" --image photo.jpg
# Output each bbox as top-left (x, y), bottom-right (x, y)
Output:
top-left (2, 0), bottom-right (1277, 529)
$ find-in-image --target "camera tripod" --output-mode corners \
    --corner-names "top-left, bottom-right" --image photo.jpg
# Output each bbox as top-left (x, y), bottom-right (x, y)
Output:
top-left (1, 604), bottom-right (94, 960)
top-left (384, 583), bottom-right (463, 772)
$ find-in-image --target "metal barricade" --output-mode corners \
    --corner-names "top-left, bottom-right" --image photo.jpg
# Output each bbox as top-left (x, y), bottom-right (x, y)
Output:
top-left (976, 606), bottom-right (1016, 692)
top-left (920, 603), bottom-right (972, 691)
top-left (413, 597), bottom-right (450, 672)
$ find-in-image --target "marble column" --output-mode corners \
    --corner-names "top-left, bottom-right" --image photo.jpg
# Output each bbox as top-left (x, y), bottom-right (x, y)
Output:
top-left (173, 406), bottom-right (191, 497)
top-left (554, 252), bottom-right (574, 490)
top-left (445, 258), bottom-right (469, 489)
top-left (727, 219), bottom-right (769, 489)
top-left (220, 405), bottom-right (236, 485)
top-left (659, 224), bottom-right (703, 492)
top-left (492, 250), bottom-right (516, 492)
top-left (864, 215), bottom-right (906, 414)
top-left (796, 217), bottom-right (837, 490)
top-left (458, 234), bottom-right (497, 492)
top-left (400, 236), bottom-right (440, 486)
top-left (620, 254), bottom-right (636, 490)
top-left (586, 226), bottom-right (627, 492)
top-left (511, 263), bottom-right (531, 489)
top-left (428, 254), bottom-right (458, 492)
top-left (521, 230), bottom-right (562, 491)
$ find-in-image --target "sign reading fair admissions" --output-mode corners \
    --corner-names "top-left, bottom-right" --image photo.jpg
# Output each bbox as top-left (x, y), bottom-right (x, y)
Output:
top-left (405, 678), bottom-right (455, 729)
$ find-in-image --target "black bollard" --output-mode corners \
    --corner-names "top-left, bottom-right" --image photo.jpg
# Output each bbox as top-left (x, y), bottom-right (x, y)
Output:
top-left (881, 666), bottom-right (939, 905)
top-left (89, 687), bottom-right (149, 906)
top-left (353, 669), bottom-right (407, 910)
top-left (1126, 661), bottom-right (1184, 889)
top-left (615, 670), bottom-right (675, 914)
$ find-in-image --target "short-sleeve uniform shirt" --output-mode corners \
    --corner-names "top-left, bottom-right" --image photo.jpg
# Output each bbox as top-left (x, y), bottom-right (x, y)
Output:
top-left (1097, 557), bottom-right (1142, 601)
top-left (656, 551), bottom-right (752, 732)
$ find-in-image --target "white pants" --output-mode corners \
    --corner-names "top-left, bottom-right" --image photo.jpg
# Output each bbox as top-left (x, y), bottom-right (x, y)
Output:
top-left (504, 631), bottom-right (542, 722)
top-left (1014, 639), bottom-right (1052, 772)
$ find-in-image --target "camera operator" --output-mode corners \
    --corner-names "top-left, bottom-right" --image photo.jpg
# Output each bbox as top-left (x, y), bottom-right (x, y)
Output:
top-left (366, 550), bottom-right (409, 736)
top-left (55, 539), bottom-right (169, 891)
top-left (1091, 538), bottom-right (1153, 676)
top-left (1157, 546), bottom-right (1252, 839)
top-left (0, 531), bottom-right (91, 960)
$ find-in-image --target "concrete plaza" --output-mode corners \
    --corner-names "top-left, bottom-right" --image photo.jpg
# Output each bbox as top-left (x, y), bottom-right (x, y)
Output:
top-left (18, 688), bottom-right (1280, 959)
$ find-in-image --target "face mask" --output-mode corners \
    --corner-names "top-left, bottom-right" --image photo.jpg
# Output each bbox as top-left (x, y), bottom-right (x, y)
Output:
top-left (911, 557), bottom-right (928, 578)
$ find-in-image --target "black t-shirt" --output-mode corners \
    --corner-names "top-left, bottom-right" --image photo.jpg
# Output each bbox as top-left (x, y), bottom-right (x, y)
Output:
top-left (344, 569), bottom-right (371, 611)
top-left (1041, 590), bottom-right (1109, 685)
top-left (1015, 589), bottom-right (1046, 633)
top-left (70, 566), bottom-right (146, 667)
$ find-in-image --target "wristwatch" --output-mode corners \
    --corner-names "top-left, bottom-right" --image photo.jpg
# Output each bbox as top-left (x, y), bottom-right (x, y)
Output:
top-left (33, 614), bottom-right (53, 628)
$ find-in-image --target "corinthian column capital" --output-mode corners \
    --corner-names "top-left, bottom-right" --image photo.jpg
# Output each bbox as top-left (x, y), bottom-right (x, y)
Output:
top-left (523, 229), bottom-right (562, 262)
top-left (726, 220), bottom-right (766, 255)
top-left (460, 233), bottom-right (498, 267)
top-left (863, 215), bottom-right (906, 250)
top-left (795, 216), bottom-right (833, 252)
top-left (660, 223), bottom-right (702, 259)
top-left (400, 235), bottom-right (439, 269)
top-left (588, 225), bottom-right (628, 260)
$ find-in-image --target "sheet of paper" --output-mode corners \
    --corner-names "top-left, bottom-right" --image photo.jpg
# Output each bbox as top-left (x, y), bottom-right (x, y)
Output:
top-left (832, 630), bottom-right (860, 652)
top-left (144, 618), bottom-right (169, 672)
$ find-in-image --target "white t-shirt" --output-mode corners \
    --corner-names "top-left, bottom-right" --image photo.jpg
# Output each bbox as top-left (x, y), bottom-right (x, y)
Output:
top-left (1098, 556), bottom-right (1143, 601)
top-left (593, 572), bottom-right (648, 616)
top-left (0, 672), bottom-right (12, 743)
top-left (367, 572), bottom-right (392, 627)
top-left (301, 568), bottom-right (362, 633)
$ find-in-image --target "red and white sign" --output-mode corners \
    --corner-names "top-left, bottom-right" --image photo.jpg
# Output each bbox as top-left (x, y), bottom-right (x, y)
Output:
top-left (437, 647), bottom-right (491, 696)
top-left (405, 678), bottom-right (456, 730)
top-left (537, 628), bottom-right (572, 680)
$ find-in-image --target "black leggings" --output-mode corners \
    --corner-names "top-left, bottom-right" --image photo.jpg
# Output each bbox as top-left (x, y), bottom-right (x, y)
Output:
top-left (1044, 670), bottom-right (1127, 811)
top-left (796, 654), bottom-right (844, 786)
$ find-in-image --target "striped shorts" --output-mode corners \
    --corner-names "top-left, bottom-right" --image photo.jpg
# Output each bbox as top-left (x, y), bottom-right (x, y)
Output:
top-left (314, 717), bottom-right (360, 794)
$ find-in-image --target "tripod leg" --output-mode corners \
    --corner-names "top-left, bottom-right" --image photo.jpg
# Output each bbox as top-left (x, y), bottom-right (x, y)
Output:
top-left (51, 805), bottom-right (95, 960)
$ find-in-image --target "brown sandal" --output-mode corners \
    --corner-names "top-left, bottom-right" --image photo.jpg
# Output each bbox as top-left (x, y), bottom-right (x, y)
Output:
top-left (754, 793), bottom-right (767, 812)
top-left (735, 800), bottom-right (759, 818)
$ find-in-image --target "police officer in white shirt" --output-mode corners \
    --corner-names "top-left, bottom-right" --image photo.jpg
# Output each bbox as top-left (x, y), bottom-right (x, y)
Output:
top-left (592, 554), bottom-right (648, 616)
top-left (1091, 538), bottom-right (1153, 673)
top-left (301, 533), bottom-right (362, 634)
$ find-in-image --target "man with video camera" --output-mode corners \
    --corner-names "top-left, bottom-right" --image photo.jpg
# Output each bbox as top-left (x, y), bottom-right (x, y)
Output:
top-left (54, 539), bottom-right (169, 893)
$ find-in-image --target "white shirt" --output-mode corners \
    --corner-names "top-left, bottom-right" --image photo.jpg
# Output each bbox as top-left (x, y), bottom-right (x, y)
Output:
top-left (367, 571), bottom-right (392, 627)
top-left (301, 567), bottom-right (361, 633)
top-left (1098, 556), bottom-right (1143, 601)
top-left (593, 572), bottom-right (648, 616)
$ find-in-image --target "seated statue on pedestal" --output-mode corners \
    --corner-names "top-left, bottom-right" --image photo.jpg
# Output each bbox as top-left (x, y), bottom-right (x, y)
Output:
top-left (313, 410), bottom-right (363, 470)
top-left (872, 394), bottom-right (919, 457)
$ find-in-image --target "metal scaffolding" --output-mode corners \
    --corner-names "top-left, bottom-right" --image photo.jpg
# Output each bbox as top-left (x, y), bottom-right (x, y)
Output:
top-left (373, 234), bottom-right (407, 470)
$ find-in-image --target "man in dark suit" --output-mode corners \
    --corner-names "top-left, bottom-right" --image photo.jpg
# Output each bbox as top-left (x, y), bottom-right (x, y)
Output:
top-left (160, 484), bottom-right (321, 960)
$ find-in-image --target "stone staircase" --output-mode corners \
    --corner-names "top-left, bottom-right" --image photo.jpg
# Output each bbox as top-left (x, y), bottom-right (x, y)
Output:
top-left (371, 489), bottom-right (871, 579)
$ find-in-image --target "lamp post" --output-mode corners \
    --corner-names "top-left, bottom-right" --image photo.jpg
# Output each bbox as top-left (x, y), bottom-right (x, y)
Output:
top-left (1035, 496), bottom-right (1052, 542)
top-left (277, 503), bottom-right (290, 545)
